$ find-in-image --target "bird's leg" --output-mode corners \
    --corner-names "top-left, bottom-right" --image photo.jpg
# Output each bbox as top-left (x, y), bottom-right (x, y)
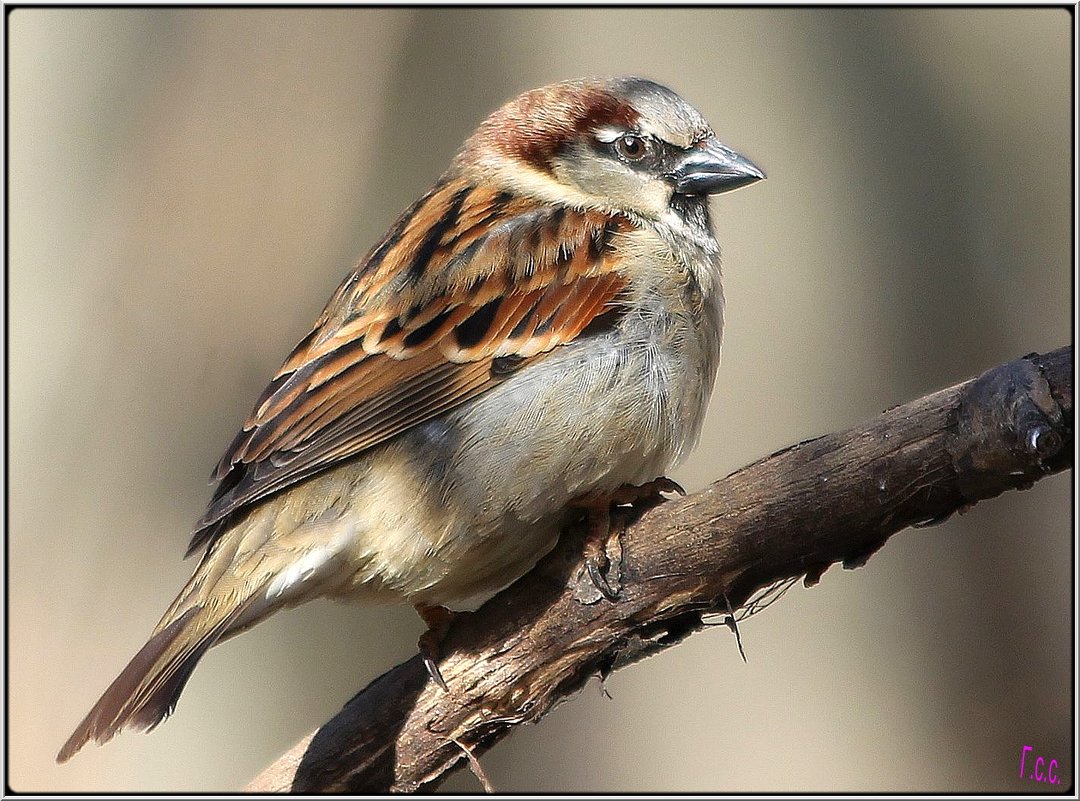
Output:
top-left (581, 499), bottom-right (620, 601)
top-left (414, 603), bottom-right (456, 691)
top-left (574, 477), bottom-right (686, 601)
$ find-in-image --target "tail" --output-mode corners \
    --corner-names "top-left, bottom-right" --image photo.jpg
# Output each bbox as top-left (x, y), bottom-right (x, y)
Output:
top-left (57, 605), bottom-right (217, 763)
top-left (57, 549), bottom-right (269, 763)
top-left (58, 508), bottom-right (348, 763)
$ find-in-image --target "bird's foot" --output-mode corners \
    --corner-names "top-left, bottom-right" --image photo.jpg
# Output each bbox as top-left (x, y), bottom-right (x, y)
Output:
top-left (573, 477), bottom-right (685, 601)
top-left (582, 501), bottom-right (623, 601)
top-left (414, 603), bottom-right (457, 691)
top-left (609, 476), bottom-right (686, 509)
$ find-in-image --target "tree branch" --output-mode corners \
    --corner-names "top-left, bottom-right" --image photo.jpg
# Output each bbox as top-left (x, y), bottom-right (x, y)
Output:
top-left (248, 346), bottom-right (1072, 793)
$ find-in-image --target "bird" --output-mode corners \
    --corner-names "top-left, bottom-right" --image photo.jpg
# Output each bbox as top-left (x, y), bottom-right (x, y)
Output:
top-left (57, 75), bottom-right (764, 763)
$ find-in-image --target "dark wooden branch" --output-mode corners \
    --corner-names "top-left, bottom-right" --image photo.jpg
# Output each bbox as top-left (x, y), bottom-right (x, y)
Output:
top-left (248, 346), bottom-right (1072, 793)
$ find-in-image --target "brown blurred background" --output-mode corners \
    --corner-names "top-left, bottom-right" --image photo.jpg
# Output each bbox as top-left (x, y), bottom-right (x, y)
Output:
top-left (8, 8), bottom-right (1072, 792)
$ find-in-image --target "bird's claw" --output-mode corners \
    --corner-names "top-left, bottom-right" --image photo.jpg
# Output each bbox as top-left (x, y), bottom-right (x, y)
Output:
top-left (415, 604), bottom-right (456, 691)
top-left (586, 555), bottom-right (620, 601)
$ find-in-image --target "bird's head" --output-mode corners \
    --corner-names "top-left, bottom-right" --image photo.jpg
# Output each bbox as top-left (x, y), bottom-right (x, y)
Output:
top-left (455, 76), bottom-right (764, 221)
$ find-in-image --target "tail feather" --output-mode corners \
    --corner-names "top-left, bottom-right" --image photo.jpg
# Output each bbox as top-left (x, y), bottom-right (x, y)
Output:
top-left (54, 582), bottom-right (270, 765)
top-left (57, 607), bottom-right (211, 762)
top-left (58, 510), bottom-right (328, 763)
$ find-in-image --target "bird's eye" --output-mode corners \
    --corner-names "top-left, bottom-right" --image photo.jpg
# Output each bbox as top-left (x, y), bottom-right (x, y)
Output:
top-left (614, 135), bottom-right (648, 162)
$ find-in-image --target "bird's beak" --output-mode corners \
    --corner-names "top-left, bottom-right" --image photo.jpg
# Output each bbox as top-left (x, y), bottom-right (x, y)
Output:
top-left (671, 137), bottom-right (765, 196)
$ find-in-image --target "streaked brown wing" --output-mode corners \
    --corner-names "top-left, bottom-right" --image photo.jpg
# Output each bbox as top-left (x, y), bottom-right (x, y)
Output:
top-left (189, 178), bottom-right (632, 555)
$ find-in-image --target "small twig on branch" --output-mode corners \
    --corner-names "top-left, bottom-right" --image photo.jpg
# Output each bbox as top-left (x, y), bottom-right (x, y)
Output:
top-left (248, 346), bottom-right (1072, 793)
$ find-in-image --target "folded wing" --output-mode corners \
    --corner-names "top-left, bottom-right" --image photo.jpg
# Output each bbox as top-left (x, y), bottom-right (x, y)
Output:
top-left (190, 180), bottom-right (633, 556)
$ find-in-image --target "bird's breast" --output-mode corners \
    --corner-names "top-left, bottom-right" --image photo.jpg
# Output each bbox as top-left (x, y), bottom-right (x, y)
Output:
top-left (432, 228), bottom-right (723, 524)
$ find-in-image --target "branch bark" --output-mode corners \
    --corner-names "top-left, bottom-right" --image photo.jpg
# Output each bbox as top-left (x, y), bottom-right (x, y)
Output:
top-left (248, 346), bottom-right (1072, 793)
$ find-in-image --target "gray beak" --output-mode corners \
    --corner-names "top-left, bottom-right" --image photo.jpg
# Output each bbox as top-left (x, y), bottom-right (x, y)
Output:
top-left (672, 137), bottom-right (765, 195)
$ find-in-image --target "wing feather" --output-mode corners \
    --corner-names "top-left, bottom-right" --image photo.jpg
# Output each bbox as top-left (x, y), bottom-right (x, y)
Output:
top-left (191, 179), bottom-right (633, 555)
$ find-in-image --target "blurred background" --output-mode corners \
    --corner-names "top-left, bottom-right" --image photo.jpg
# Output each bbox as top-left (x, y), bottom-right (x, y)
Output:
top-left (8, 8), bottom-right (1072, 792)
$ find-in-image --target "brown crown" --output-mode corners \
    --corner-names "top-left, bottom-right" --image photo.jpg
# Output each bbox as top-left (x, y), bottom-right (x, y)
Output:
top-left (460, 79), bottom-right (640, 172)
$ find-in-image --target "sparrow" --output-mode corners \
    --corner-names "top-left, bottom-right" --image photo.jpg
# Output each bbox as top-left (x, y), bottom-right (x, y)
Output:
top-left (58, 76), bottom-right (764, 762)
